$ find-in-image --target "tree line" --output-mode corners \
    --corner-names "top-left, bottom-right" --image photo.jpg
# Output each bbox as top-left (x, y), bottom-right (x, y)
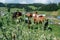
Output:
top-left (0, 2), bottom-right (60, 11)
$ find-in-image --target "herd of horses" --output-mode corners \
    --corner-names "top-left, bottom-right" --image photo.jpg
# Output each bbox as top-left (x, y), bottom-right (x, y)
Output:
top-left (12, 11), bottom-right (45, 23)
top-left (12, 10), bottom-right (52, 31)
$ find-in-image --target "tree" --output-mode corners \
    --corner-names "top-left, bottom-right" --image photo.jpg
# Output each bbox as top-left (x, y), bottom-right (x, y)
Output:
top-left (58, 3), bottom-right (60, 9)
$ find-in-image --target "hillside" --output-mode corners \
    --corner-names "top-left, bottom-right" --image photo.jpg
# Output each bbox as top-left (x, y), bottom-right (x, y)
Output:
top-left (0, 2), bottom-right (59, 11)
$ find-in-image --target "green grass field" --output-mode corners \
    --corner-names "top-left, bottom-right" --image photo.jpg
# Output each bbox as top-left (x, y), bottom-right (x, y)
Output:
top-left (0, 7), bottom-right (60, 40)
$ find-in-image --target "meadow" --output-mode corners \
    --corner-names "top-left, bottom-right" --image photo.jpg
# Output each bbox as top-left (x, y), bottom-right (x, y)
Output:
top-left (0, 7), bottom-right (60, 40)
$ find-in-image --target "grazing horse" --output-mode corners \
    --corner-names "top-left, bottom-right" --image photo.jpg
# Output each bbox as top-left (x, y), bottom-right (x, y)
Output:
top-left (25, 17), bottom-right (31, 28)
top-left (39, 16), bottom-right (45, 23)
top-left (32, 12), bottom-right (45, 24)
top-left (25, 12), bottom-right (38, 18)
top-left (33, 15), bottom-right (45, 24)
top-left (12, 10), bottom-right (22, 23)
top-left (25, 12), bottom-right (32, 18)
top-left (33, 12), bottom-right (37, 17)
top-left (12, 11), bottom-right (22, 19)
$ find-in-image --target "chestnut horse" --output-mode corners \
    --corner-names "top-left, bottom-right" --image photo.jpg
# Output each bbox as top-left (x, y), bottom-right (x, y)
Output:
top-left (33, 15), bottom-right (45, 24)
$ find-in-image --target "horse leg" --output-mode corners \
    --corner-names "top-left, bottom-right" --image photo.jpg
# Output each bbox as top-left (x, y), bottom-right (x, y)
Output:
top-left (39, 21), bottom-right (42, 24)
top-left (44, 26), bottom-right (47, 30)
top-left (28, 24), bottom-right (30, 29)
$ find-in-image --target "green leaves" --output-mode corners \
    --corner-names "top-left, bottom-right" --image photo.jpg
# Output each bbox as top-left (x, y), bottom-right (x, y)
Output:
top-left (0, 22), bottom-right (2, 28)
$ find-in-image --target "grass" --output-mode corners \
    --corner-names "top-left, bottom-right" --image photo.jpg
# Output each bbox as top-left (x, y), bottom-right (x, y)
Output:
top-left (0, 17), bottom-right (60, 40)
top-left (0, 7), bottom-right (60, 40)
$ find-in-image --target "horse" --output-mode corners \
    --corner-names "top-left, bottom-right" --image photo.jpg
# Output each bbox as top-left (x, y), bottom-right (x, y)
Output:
top-left (33, 15), bottom-right (45, 24)
top-left (25, 12), bottom-right (38, 18)
top-left (24, 17), bottom-right (31, 29)
top-left (12, 11), bottom-right (22, 19)
top-left (12, 10), bottom-right (23, 23)
top-left (25, 12), bottom-right (32, 18)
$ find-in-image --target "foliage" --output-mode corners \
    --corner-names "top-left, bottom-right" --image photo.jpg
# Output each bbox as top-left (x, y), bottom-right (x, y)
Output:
top-left (0, 11), bottom-right (60, 40)
top-left (0, 2), bottom-right (59, 11)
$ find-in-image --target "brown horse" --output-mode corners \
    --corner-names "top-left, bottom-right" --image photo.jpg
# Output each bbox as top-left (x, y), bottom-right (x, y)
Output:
top-left (25, 12), bottom-right (38, 18)
top-left (33, 15), bottom-right (45, 24)
top-left (26, 12), bottom-right (45, 24)
top-left (25, 12), bottom-right (32, 18)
